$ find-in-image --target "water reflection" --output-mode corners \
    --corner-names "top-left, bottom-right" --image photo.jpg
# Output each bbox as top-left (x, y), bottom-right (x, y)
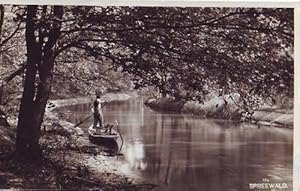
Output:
top-left (57, 98), bottom-right (293, 191)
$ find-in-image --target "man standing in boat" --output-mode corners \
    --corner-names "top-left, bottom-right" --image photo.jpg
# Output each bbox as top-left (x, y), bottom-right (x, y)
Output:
top-left (93, 95), bottom-right (104, 129)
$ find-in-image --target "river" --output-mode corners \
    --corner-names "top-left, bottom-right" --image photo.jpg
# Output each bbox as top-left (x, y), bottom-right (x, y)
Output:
top-left (57, 98), bottom-right (293, 191)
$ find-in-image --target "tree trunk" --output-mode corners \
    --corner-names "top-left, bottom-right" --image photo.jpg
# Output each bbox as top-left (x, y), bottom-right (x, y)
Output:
top-left (15, 5), bottom-right (41, 160)
top-left (0, 5), bottom-right (4, 42)
top-left (15, 5), bottom-right (63, 161)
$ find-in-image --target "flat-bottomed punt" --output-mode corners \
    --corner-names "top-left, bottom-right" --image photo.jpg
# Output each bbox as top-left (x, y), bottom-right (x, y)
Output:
top-left (88, 124), bottom-right (119, 142)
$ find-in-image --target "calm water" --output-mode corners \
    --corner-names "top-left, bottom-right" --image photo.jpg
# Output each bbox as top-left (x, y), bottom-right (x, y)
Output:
top-left (58, 98), bottom-right (293, 191)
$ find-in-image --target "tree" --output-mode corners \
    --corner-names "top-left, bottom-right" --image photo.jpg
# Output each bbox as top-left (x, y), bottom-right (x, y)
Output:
top-left (15, 5), bottom-right (63, 160)
top-left (0, 5), bottom-right (4, 38)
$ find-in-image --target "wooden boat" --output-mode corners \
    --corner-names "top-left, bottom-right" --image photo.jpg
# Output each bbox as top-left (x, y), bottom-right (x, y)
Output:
top-left (88, 123), bottom-right (119, 142)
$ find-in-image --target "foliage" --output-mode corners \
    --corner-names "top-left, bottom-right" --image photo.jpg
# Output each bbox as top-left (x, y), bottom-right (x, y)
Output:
top-left (53, 50), bottom-right (133, 98)
top-left (1, 6), bottom-right (293, 109)
top-left (54, 7), bottom-right (293, 109)
top-left (0, 5), bottom-right (25, 115)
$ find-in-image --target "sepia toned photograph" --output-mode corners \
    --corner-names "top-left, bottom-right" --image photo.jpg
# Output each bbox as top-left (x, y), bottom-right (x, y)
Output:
top-left (0, 2), bottom-right (295, 191)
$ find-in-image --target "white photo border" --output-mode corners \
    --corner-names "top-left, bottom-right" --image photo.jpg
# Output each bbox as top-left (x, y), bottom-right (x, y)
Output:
top-left (0, 0), bottom-right (298, 190)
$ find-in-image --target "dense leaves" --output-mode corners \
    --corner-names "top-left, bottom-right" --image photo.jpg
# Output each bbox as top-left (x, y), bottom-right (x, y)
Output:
top-left (1, 6), bottom-right (294, 111)
top-left (53, 7), bottom-right (293, 106)
top-left (0, 5), bottom-right (25, 115)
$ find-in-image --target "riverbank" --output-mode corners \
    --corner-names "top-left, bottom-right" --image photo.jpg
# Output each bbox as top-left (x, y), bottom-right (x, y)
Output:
top-left (44, 92), bottom-right (139, 135)
top-left (47, 92), bottom-right (138, 111)
top-left (145, 94), bottom-right (293, 128)
top-left (0, 92), bottom-right (155, 190)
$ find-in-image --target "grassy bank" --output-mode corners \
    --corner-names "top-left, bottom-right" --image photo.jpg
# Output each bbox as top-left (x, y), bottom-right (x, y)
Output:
top-left (145, 93), bottom-right (293, 128)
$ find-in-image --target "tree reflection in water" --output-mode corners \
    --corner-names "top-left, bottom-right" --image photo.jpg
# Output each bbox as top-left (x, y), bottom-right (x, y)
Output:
top-left (58, 98), bottom-right (293, 191)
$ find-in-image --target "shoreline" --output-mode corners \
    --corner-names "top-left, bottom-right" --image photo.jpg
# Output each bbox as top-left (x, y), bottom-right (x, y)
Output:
top-left (44, 92), bottom-right (139, 134)
top-left (145, 95), bottom-right (293, 129)
top-left (47, 92), bottom-right (139, 110)
top-left (44, 91), bottom-right (151, 187)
